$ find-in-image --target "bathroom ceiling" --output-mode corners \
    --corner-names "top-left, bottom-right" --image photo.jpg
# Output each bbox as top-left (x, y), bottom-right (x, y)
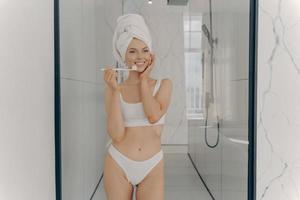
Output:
top-left (189, 0), bottom-right (249, 13)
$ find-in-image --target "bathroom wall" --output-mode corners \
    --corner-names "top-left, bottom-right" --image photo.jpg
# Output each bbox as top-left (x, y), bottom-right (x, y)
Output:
top-left (188, 0), bottom-right (250, 199)
top-left (0, 1), bottom-right (55, 199)
top-left (123, 0), bottom-right (188, 150)
top-left (59, 0), bottom-right (189, 198)
top-left (59, 0), bottom-right (122, 199)
top-left (256, 0), bottom-right (300, 199)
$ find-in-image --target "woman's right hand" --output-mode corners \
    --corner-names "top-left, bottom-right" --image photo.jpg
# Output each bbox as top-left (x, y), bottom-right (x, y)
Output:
top-left (103, 67), bottom-right (120, 91)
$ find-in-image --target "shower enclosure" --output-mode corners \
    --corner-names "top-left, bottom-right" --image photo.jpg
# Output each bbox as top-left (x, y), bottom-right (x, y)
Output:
top-left (54, 0), bottom-right (257, 199)
top-left (187, 0), bottom-right (256, 199)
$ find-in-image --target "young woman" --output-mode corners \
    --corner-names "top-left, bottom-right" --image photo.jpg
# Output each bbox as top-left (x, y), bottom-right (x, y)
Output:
top-left (102, 14), bottom-right (172, 200)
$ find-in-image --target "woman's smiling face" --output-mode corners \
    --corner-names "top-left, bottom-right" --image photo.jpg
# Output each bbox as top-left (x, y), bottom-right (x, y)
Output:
top-left (125, 38), bottom-right (151, 72)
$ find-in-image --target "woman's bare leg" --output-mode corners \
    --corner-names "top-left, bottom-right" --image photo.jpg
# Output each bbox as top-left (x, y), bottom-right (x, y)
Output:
top-left (135, 159), bottom-right (164, 200)
top-left (103, 154), bottom-right (134, 200)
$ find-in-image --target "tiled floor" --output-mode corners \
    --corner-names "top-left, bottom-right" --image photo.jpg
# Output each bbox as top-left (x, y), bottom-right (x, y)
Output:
top-left (93, 153), bottom-right (212, 200)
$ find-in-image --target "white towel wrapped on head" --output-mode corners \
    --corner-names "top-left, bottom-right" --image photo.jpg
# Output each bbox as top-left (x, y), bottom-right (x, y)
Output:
top-left (112, 14), bottom-right (152, 66)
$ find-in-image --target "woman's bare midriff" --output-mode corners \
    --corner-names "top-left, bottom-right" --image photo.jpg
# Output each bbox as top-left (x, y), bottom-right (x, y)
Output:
top-left (110, 79), bottom-right (163, 161)
top-left (112, 124), bottom-right (164, 161)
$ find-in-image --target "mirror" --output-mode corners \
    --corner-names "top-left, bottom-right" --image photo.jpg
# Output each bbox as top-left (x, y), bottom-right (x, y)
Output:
top-left (55, 0), bottom-right (255, 199)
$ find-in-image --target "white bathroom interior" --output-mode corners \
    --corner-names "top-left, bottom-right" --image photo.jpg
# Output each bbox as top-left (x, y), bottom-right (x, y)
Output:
top-left (58, 0), bottom-right (250, 199)
top-left (3, 0), bottom-right (300, 199)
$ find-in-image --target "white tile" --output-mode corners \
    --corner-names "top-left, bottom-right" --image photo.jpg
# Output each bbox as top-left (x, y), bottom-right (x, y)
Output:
top-left (61, 79), bottom-right (84, 200)
top-left (165, 187), bottom-right (212, 200)
top-left (257, 0), bottom-right (300, 199)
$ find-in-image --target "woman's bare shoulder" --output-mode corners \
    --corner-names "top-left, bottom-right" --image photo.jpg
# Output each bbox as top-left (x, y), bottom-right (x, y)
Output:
top-left (159, 78), bottom-right (172, 95)
top-left (161, 78), bottom-right (172, 86)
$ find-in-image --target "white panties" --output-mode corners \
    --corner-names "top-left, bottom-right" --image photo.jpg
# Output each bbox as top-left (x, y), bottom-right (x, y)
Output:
top-left (108, 144), bottom-right (163, 186)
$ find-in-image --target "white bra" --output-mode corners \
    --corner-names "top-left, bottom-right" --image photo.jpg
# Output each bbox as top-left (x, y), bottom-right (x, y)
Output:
top-left (120, 79), bottom-right (166, 127)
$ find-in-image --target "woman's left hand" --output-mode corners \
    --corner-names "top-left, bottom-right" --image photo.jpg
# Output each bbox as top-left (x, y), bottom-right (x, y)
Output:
top-left (139, 53), bottom-right (155, 81)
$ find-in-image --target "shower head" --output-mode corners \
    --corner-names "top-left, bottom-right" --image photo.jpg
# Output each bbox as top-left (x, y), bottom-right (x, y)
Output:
top-left (167, 0), bottom-right (188, 6)
top-left (202, 24), bottom-right (213, 47)
top-left (202, 24), bottom-right (218, 47)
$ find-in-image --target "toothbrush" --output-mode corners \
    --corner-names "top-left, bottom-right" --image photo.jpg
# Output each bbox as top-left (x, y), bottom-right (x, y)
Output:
top-left (100, 65), bottom-right (137, 71)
